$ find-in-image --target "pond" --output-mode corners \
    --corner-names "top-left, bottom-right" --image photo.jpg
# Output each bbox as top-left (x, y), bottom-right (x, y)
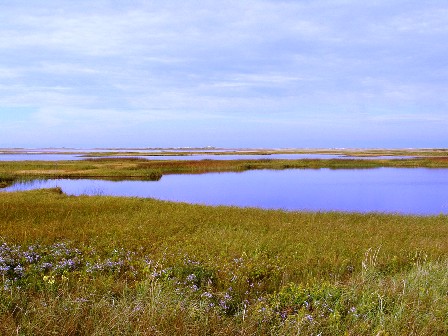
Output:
top-left (3, 168), bottom-right (448, 215)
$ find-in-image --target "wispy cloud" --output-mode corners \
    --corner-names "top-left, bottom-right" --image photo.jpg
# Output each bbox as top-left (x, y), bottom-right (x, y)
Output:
top-left (0, 0), bottom-right (447, 147)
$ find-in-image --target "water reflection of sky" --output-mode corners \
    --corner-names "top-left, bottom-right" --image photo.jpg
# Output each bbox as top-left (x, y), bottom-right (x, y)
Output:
top-left (3, 168), bottom-right (448, 215)
top-left (0, 153), bottom-right (414, 161)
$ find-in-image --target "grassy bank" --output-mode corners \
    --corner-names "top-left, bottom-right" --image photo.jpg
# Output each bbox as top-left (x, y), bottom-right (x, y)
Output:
top-left (1, 189), bottom-right (448, 335)
top-left (2, 156), bottom-right (448, 185)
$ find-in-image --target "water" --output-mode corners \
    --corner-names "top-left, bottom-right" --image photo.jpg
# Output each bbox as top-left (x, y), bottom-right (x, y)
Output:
top-left (98, 154), bottom-right (345, 160)
top-left (3, 168), bottom-right (448, 215)
top-left (0, 154), bottom-right (86, 161)
top-left (0, 152), bottom-right (414, 161)
top-left (0, 153), bottom-right (344, 161)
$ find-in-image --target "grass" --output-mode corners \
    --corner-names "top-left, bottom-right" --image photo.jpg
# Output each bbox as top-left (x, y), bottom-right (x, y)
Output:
top-left (0, 174), bottom-right (16, 188)
top-left (1, 189), bottom-right (448, 335)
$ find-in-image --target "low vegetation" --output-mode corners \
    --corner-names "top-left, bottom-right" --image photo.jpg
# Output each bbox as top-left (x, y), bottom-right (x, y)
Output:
top-left (0, 174), bottom-right (15, 188)
top-left (1, 189), bottom-right (448, 335)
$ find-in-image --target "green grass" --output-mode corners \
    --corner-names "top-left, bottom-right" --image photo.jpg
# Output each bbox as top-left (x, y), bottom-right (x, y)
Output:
top-left (1, 189), bottom-right (448, 335)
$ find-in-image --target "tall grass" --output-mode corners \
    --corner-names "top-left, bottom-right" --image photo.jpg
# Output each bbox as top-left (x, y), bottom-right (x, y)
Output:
top-left (1, 189), bottom-right (448, 334)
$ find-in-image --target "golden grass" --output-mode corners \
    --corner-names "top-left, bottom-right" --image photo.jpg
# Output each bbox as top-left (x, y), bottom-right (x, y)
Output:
top-left (1, 189), bottom-right (448, 282)
top-left (1, 189), bottom-right (448, 335)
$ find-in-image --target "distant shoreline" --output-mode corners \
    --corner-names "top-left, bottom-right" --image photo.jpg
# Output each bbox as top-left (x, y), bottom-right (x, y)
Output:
top-left (1, 147), bottom-right (448, 158)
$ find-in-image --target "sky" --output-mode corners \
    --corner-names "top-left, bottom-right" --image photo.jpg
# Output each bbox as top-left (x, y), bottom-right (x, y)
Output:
top-left (0, 0), bottom-right (447, 149)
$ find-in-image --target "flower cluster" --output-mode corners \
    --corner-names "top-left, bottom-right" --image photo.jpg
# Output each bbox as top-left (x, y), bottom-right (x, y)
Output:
top-left (0, 241), bottom-right (285, 319)
top-left (0, 242), bottom-right (139, 286)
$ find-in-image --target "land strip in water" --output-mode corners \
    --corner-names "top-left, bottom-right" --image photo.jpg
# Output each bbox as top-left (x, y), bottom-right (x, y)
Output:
top-left (2, 156), bottom-right (448, 188)
top-left (1, 147), bottom-right (448, 157)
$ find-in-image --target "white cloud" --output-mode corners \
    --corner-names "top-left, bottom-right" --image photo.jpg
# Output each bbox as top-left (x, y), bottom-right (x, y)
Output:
top-left (0, 67), bottom-right (22, 78)
top-left (0, 1), bottom-right (447, 147)
top-left (389, 7), bottom-right (448, 34)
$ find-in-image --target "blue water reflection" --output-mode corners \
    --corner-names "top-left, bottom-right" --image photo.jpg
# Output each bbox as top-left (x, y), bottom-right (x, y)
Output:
top-left (3, 168), bottom-right (448, 215)
top-left (0, 153), bottom-right (414, 161)
top-left (0, 153), bottom-right (343, 161)
top-left (0, 154), bottom-right (85, 161)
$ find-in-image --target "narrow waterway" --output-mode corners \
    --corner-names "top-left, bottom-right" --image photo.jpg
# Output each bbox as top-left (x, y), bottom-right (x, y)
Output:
top-left (3, 168), bottom-right (448, 215)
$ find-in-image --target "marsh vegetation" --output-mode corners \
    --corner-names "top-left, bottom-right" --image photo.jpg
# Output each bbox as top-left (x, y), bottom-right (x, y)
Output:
top-left (1, 152), bottom-right (448, 334)
top-left (1, 189), bottom-right (448, 335)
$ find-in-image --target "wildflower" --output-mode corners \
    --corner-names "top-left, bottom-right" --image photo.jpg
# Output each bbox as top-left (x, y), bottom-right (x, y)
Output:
top-left (13, 265), bottom-right (24, 277)
top-left (74, 297), bottom-right (88, 303)
top-left (0, 265), bottom-right (9, 275)
top-left (24, 251), bottom-right (40, 264)
top-left (133, 304), bottom-right (143, 312)
top-left (202, 291), bottom-right (213, 299)
top-left (40, 262), bottom-right (53, 271)
top-left (186, 273), bottom-right (197, 282)
top-left (219, 300), bottom-right (228, 310)
top-left (56, 259), bottom-right (77, 271)
top-left (43, 275), bottom-right (55, 285)
top-left (3, 279), bottom-right (13, 291)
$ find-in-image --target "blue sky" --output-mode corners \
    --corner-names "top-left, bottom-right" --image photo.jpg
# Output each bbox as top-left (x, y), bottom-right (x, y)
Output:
top-left (1, 0), bottom-right (447, 148)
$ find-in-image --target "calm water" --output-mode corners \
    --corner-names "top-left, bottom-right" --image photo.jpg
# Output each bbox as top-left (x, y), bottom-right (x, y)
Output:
top-left (3, 168), bottom-right (448, 215)
top-left (0, 154), bottom-right (86, 161)
top-left (0, 153), bottom-right (344, 161)
top-left (0, 153), bottom-right (414, 161)
top-left (0, 153), bottom-right (343, 161)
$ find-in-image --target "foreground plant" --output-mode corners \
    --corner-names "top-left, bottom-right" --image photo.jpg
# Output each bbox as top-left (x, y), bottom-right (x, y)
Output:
top-left (1, 240), bottom-right (447, 335)
top-left (1, 190), bottom-right (448, 334)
